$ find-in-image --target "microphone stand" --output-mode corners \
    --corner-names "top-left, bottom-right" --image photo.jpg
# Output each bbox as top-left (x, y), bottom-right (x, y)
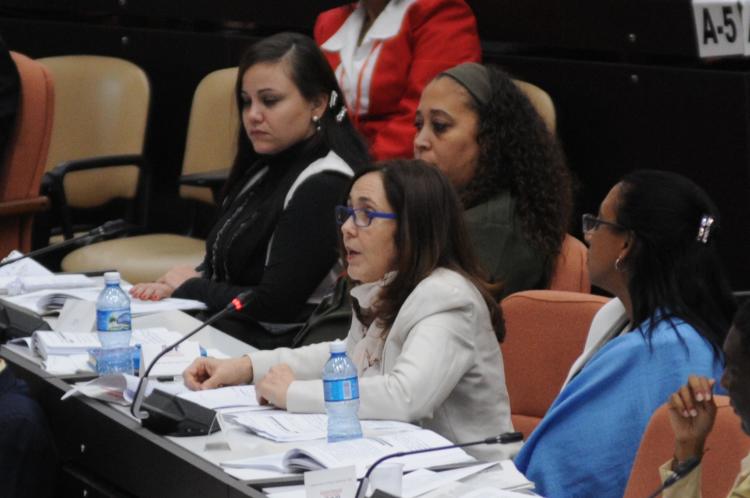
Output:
top-left (643, 455), bottom-right (701, 498)
top-left (0, 219), bottom-right (130, 269)
top-left (130, 291), bottom-right (251, 420)
top-left (354, 432), bottom-right (524, 498)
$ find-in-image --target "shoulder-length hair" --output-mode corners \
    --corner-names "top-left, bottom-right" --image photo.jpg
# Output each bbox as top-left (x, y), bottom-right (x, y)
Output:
top-left (347, 160), bottom-right (505, 341)
top-left (446, 64), bottom-right (573, 286)
top-left (223, 32), bottom-right (369, 200)
top-left (616, 169), bottom-right (735, 354)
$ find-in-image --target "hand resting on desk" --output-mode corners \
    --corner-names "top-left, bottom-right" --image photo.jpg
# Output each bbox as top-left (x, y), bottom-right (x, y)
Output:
top-left (183, 356), bottom-right (295, 409)
top-left (255, 364), bottom-right (295, 409)
top-left (183, 356), bottom-right (254, 390)
top-left (130, 265), bottom-right (200, 301)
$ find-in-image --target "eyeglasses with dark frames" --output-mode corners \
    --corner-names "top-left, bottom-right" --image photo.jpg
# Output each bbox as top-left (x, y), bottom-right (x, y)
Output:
top-left (581, 213), bottom-right (627, 234)
top-left (335, 205), bottom-right (397, 228)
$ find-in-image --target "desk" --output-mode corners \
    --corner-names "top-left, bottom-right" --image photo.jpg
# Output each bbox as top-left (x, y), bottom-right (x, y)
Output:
top-left (0, 310), bottom-right (288, 498)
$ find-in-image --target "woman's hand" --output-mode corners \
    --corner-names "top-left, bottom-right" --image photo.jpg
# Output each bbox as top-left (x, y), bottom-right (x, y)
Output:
top-left (256, 364), bottom-right (295, 409)
top-left (183, 356), bottom-right (253, 390)
top-left (129, 282), bottom-right (174, 301)
top-left (667, 375), bottom-right (717, 466)
top-left (157, 265), bottom-right (200, 290)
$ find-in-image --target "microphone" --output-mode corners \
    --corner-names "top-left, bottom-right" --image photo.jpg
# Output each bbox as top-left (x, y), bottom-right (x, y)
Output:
top-left (354, 432), bottom-right (524, 498)
top-left (644, 455), bottom-right (701, 498)
top-left (129, 290), bottom-right (253, 420)
top-left (0, 218), bottom-right (130, 269)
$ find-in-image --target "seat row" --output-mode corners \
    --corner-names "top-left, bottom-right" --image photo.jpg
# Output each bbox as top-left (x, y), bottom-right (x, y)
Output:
top-left (4, 52), bottom-right (591, 289)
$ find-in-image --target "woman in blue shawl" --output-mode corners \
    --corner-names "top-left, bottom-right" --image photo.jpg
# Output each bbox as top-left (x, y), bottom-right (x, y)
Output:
top-left (514, 170), bottom-right (735, 498)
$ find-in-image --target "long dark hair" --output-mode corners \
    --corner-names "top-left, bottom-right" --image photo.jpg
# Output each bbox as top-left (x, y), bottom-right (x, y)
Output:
top-left (223, 32), bottom-right (369, 199)
top-left (732, 300), bottom-right (750, 355)
top-left (444, 65), bottom-right (573, 285)
top-left (346, 160), bottom-right (505, 341)
top-left (616, 170), bottom-right (735, 353)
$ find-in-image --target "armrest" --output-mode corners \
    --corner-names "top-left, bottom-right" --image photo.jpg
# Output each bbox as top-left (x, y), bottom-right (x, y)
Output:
top-left (179, 169), bottom-right (229, 204)
top-left (42, 154), bottom-right (150, 240)
top-left (178, 169), bottom-right (229, 188)
top-left (0, 196), bottom-right (49, 217)
top-left (46, 154), bottom-right (147, 180)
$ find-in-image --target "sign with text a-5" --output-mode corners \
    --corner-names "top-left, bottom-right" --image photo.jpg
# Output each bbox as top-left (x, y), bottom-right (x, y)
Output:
top-left (692, 0), bottom-right (744, 57)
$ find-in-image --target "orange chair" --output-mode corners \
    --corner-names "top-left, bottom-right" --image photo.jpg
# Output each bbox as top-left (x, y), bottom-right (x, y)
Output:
top-left (0, 52), bottom-right (53, 257)
top-left (624, 396), bottom-right (750, 498)
top-left (500, 290), bottom-right (609, 437)
top-left (548, 234), bottom-right (590, 293)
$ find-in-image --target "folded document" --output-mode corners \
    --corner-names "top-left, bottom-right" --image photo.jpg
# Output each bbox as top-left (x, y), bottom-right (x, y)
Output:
top-left (227, 411), bottom-right (420, 442)
top-left (33, 328), bottom-right (184, 359)
top-left (221, 428), bottom-right (474, 477)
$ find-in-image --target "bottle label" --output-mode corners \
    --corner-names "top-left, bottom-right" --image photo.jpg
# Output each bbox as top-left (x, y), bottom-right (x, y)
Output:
top-left (97, 309), bottom-right (132, 331)
top-left (323, 376), bottom-right (359, 402)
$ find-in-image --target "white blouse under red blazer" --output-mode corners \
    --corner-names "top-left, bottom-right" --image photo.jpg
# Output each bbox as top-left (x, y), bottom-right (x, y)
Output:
top-left (314, 0), bottom-right (481, 160)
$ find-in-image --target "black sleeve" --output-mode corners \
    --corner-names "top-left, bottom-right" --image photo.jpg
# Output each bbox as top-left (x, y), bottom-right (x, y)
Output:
top-left (173, 172), bottom-right (348, 322)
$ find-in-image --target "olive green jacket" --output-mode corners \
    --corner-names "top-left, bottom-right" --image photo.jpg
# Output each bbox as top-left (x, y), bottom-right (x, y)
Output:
top-left (464, 191), bottom-right (546, 298)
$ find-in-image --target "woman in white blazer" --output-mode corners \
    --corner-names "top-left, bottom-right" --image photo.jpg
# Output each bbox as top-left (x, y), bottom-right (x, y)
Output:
top-left (184, 160), bottom-right (515, 460)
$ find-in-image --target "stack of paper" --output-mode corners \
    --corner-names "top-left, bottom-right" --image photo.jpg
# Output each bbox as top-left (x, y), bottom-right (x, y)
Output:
top-left (259, 461), bottom-right (534, 498)
top-left (0, 251), bottom-right (94, 295)
top-left (222, 428), bottom-right (474, 478)
top-left (32, 327), bottom-right (184, 359)
top-left (62, 374), bottom-right (187, 405)
top-left (227, 411), bottom-right (419, 442)
top-left (4, 287), bottom-right (207, 316)
top-left (0, 274), bottom-right (95, 295)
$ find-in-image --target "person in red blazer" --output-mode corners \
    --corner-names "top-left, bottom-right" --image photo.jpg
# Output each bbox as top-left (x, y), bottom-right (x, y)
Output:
top-left (314, 0), bottom-right (481, 160)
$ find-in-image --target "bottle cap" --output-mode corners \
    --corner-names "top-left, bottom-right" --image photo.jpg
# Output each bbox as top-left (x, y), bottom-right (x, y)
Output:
top-left (329, 340), bottom-right (347, 353)
top-left (104, 271), bottom-right (121, 284)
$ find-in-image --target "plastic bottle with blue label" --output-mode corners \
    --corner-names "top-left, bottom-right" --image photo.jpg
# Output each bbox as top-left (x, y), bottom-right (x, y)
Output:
top-left (96, 271), bottom-right (132, 348)
top-left (323, 340), bottom-right (362, 442)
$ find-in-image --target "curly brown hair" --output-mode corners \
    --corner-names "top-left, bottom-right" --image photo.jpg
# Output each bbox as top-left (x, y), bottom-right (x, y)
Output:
top-left (445, 65), bottom-right (573, 285)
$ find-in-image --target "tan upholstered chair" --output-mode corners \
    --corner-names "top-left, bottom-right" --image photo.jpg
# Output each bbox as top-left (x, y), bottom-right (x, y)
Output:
top-left (61, 67), bottom-right (239, 283)
top-left (500, 290), bottom-right (609, 437)
top-left (513, 79), bottom-right (556, 135)
top-left (0, 52), bottom-right (54, 257)
top-left (624, 396), bottom-right (750, 498)
top-left (36, 55), bottom-right (150, 241)
top-left (548, 234), bottom-right (590, 293)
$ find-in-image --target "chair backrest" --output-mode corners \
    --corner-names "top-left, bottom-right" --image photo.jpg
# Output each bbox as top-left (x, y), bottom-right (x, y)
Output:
top-left (513, 79), bottom-right (556, 135)
top-left (0, 52), bottom-right (54, 255)
top-left (548, 234), bottom-right (590, 293)
top-left (38, 55), bottom-right (149, 208)
top-left (500, 290), bottom-right (609, 437)
top-left (624, 396), bottom-right (750, 498)
top-left (179, 67), bottom-right (239, 205)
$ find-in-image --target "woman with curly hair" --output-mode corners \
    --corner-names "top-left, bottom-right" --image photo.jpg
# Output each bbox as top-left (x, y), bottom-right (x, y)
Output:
top-left (414, 62), bottom-right (572, 297)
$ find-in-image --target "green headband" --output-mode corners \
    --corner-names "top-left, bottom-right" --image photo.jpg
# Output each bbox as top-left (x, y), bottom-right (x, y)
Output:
top-left (439, 62), bottom-right (491, 106)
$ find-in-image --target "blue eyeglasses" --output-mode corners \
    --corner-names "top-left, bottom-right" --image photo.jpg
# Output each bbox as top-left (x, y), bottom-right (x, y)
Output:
top-left (335, 205), bottom-right (397, 228)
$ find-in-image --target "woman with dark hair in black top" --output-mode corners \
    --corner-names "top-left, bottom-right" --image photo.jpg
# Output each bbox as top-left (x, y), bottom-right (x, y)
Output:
top-left (130, 33), bottom-right (369, 348)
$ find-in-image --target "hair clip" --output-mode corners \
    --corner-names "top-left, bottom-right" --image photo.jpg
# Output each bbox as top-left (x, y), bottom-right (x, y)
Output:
top-left (336, 106), bottom-right (347, 123)
top-left (696, 214), bottom-right (715, 243)
top-left (329, 90), bottom-right (338, 109)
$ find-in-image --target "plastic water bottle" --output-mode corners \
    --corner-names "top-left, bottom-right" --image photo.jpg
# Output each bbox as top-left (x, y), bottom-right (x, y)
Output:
top-left (96, 271), bottom-right (132, 348)
top-left (323, 340), bottom-right (362, 442)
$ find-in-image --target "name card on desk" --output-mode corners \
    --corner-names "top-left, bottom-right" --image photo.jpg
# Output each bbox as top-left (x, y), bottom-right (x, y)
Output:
top-left (304, 465), bottom-right (356, 498)
top-left (692, 0), bottom-right (745, 57)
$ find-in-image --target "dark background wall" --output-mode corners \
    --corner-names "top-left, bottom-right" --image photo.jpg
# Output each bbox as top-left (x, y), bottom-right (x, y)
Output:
top-left (1, 0), bottom-right (748, 288)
